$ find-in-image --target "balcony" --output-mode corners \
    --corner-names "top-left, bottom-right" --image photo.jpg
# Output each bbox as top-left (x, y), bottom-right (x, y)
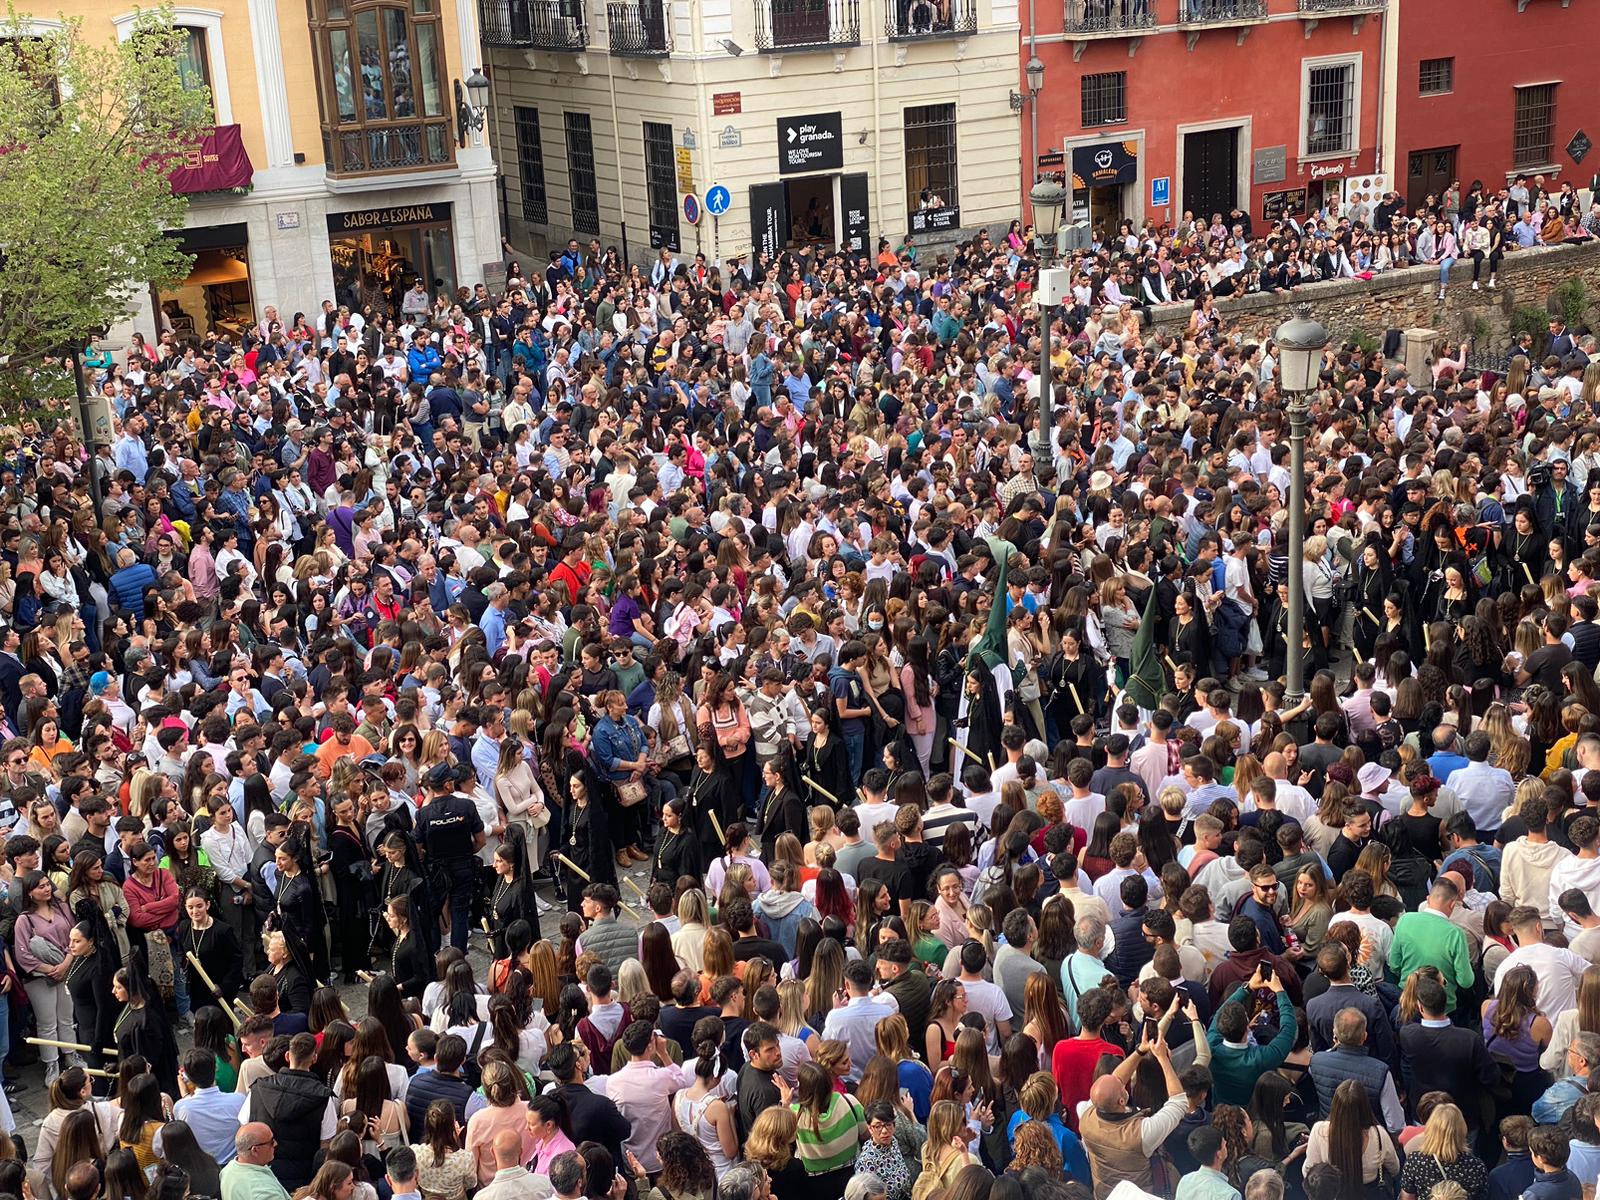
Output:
top-left (607, 0), bottom-right (671, 53)
top-left (886, 0), bottom-right (977, 38)
top-left (1296, 0), bottom-right (1383, 32)
top-left (1063, 0), bottom-right (1156, 38)
top-left (754, 0), bottom-right (860, 50)
top-left (1178, 0), bottom-right (1268, 22)
top-left (479, 0), bottom-right (589, 49)
top-left (323, 120), bottom-right (454, 176)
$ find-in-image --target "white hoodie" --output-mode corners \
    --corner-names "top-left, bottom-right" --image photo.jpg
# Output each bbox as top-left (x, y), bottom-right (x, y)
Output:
top-left (1547, 851), bottom-right (1600, 936)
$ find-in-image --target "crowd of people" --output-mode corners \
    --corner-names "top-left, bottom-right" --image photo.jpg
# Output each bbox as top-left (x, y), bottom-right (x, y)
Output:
top-left (0, 193), bottom-right (1596, 1200)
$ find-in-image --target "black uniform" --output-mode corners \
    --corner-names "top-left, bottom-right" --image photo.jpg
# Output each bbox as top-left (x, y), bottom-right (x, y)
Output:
top-left (416, 793), bottom-right (484, 952)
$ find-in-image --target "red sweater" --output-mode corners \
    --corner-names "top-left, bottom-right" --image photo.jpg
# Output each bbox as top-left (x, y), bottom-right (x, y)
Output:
top-left (1051, 1034), bottom-right (1125, 1132)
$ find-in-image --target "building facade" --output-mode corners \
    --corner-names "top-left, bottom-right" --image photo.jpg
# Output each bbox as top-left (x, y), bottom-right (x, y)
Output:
top-left (1385, 0), bottom-right (1599, 211)
top-left (1025, 0), bottom-right (1386, 233)
top-left (19, 0), bottom-right (500, 341)
top-left (484, 0), bottom-right (1021, 267)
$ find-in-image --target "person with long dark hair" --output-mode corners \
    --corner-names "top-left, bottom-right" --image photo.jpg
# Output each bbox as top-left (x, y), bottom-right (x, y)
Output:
top-left (327, 792), bottom-right (372, 984)
top-left (651, 796), bottom-right (703, 885)
top-left (683, 743), bottom-right (739, 867)
top-left (176, 888), bottom-right (242, 1011)
top-left (1304, 1078), bottom-right (1399, 1200)
top-left (382, 894), bottom-right (434, 1000)
top-left (112, 963), bottom-right (179, 1095)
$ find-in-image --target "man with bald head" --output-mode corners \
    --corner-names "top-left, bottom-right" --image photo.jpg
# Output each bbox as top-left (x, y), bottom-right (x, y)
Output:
top-left (1078, 1031), bottom-right (1187, 1200)
top-left (220, 1122), bottom-right (289, 1200)
top-left (478, 1129), bottom-right (549, 1200)
top-left (1261, 751), bottom-right (1315, 823)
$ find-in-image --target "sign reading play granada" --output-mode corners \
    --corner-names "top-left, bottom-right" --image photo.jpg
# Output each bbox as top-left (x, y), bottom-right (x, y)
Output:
top-left (326, 203), bottom-right (454, 233)
top-left (776, 112), bottom-right (843, 175)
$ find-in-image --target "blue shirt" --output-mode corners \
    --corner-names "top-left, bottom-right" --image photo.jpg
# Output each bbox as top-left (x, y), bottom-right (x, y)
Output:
top-left (114, 433), bottom-right (148, 483)
top-left (478, 603), bottom-right (508, 657)
top-left (171, 1085), bottom-right (247, 1163)
top-left (471, 731), bottom-right (501, 794)
top-left (1006, 1109), bottom-right (1091, 1185)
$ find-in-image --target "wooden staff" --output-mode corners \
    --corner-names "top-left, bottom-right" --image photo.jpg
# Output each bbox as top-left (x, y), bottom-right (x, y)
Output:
top-left (623, 876), bottom-right (650, 903)
top-left (552, 852), bottom-right (644, 922)
top-left (27, 1037), bottom-right (116, 1055)
top-left (1523, 562), bottom-right (1534, 585)
top-left (85, 1068), bottom-right (114, 1078)
top-left (803, 776), bottom-right (840, 805)
top-left (233, 1000), bottom-right (254, 1024)
top-left (1068, 683), bottom-right (1084, 715)
top-left (1362, 607), bottom-right (1379, 624)
top-left (356, 970), bottom-right (375, 983)
top-left (947, 738), bottom-right (977, 763)
top-left (709, 810), bottom-right (727, 848)
top-left (186, 953), bottom-right (241, 1031)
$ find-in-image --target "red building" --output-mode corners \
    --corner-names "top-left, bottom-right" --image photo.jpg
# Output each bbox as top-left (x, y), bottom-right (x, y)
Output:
top-left (1023, 0), bottom-right (1387, 233)
top-left (1391, 0), bottom-right (1598, 211)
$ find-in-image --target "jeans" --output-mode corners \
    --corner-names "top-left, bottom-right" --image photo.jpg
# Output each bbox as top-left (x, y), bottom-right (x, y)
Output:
top-left (842, 728), bottom-right (866, 786)
top-left (0, 990), bottom-right (10, 1070)
top-left (175, 958), bottom-right (191, 1018)
top-left (443, 858), bottom-right (479, 951)
top-left (1437, 255), bottom-right (1457, 287)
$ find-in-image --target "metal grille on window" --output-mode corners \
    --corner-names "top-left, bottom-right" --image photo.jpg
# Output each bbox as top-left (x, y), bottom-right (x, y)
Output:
top-left (643, 120), bottom-right (680, 251)
top-left (904, 103), bottom-right (958, 216)
top-left (1306, 63), bottom-right (1353, 156)
top-left (1080, 71), bottom-right (1125, 127)
top-left (564, 111), bottom-right (600, 234)
top-left (1417, 57), bottom-right (1452, 96)
top-left (1513, 83), bottom-right (1556, 170)
top-left (514, 106), bottom-right (548, 223)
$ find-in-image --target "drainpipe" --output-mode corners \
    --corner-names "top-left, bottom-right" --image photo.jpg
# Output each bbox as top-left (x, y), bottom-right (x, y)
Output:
top-left (689, 0), bottom-right (716, 261)
top-left (1373, 1), bottom-right (1387, 176)
top-left (1028, 0), bottom-right (1038, 192)
top-left (868, 0), bottom-right (883, 241)
top-left (603, 38), bottom-right (630, 263)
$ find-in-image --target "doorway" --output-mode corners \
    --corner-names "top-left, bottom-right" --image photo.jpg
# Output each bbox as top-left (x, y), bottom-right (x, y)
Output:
top-left (1407, 146), bottom-right (1458, 212)
top-left (784, 174), bottom-right (837, 247)
top-left (153, 223), bottom-right (255, 340)
top-left (1182, 126), bottom-right (1240, 223)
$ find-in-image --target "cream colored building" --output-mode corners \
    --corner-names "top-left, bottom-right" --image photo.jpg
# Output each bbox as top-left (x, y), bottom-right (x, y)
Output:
top-left (483, 0), bottom-right (1022, 265)
top-left (20, 0), bottom-right (500, 339)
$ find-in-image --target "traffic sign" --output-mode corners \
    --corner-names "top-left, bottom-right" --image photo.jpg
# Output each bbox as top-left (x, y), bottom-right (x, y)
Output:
top-left (705, 184), bottom-right (731, 216)
top-left (683, 193), bottom-right (702, 225)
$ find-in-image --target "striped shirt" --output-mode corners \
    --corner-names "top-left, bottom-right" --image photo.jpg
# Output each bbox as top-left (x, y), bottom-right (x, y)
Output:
top-left (792, 1093), bottom-right (866, 1173)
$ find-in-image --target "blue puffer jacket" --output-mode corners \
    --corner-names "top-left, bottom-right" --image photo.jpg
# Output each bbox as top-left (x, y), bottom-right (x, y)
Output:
top-left (110, 561), bottom-right (158, 618)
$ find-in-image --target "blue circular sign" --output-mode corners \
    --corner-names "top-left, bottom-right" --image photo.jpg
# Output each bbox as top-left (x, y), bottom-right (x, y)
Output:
top-left (683, 194), bottom-right (701, 225)
top-left (705, 184), bottom-right (731, 217)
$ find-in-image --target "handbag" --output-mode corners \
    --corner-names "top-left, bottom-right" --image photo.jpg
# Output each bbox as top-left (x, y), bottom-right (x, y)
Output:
top-left (616, 780), bottom-right (648, 807)
top-left (146, 929), bottom-right (176, 993)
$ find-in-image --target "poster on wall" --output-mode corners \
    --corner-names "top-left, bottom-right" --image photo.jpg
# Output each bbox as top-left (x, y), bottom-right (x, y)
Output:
top-left (1343, 173), bottom-right (1389, 203)
top-left (749, 183), bottom-right (787, 258)
top-left (1262, 187), bottom-right (1307, 224)
top-left (841, 173), bottom-right (871, 255)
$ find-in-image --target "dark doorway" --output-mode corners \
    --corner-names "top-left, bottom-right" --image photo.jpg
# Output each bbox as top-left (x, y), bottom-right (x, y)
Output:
top-left (1182, 126), bottom-right (1239, 223)
top-left (1407, 146), bottom-right (1458, 213)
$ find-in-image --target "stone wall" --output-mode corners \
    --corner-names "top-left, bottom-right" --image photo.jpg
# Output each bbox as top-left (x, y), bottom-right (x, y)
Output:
top-left (1146, 240), bottom-right (1600, 349)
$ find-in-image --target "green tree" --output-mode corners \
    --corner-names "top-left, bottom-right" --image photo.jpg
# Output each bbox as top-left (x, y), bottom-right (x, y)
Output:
top-left (0, 8), bottom-right (211, 398)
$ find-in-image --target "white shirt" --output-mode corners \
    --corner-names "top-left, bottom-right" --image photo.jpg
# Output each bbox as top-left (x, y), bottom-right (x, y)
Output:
top-left (820, 992), bottom-right (899, 1082)
top-left (1495, 941), bottom-right (1593, 1015)
top-left (953, 975), bottom-right (1012, 1054)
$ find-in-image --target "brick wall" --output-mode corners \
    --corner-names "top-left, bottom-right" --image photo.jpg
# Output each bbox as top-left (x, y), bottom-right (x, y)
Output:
top-left (1146, 240), bottom-right (1600, 347)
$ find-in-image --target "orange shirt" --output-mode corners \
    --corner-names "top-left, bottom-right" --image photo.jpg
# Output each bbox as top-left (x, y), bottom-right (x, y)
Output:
top-left (313, 733), bottom-right (377, 779)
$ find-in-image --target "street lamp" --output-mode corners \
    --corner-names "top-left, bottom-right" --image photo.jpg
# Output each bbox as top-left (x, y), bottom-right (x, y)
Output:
top-left (1273, 303), bottom-right (1330, 709)
top-left (1030, 179), bottom-right (1066, 461)
top-left (454, 68), bottom-right (491, 147)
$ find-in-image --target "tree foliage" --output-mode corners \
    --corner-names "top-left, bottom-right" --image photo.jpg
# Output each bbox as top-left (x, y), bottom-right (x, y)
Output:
top-left (0, 8), bottom-right (212, 389)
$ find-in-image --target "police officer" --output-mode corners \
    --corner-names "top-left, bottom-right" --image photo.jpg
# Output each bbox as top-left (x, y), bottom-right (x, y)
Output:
top-left (415, 763), bottom-right (486, 951)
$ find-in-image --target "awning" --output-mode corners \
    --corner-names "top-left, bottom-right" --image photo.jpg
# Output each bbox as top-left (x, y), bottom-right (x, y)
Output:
top-left (169, 124), bottom-right (254, 194)
top-left (1071, 140), bottom-right (1138, 190)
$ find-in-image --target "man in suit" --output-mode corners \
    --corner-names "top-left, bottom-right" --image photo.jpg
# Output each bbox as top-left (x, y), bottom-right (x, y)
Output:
top-left (1549, 318), bottom-right (1577, 362)
top-left (1307, 943), bottom-right (1395, 1065)
top-left (1398, 974), bottom-right (1497, 1127)
top-left (0, 625), bottom-right (23, 732)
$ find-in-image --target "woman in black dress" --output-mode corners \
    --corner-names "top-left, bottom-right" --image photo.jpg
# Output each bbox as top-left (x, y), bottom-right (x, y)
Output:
top-left (683, 744), bottom-right (739, 866)
top-left (327, 795), bottom-right (372, 984)
top-left (1500, 505), bottom-right (1547, 593)
top-left (371, 832), bottom-right (420, 959)
top-left (652, 797), bottom-right (703, 885)
top-left (263, 929), bottom-right (313, 1014)
top-left (1350, 540), bottom-right (1392, 662)
top-left (1043, 624), bottom-right (1101, 737)
top-left (270, 835), bottom-right (327, 985)
top-left (803, 708), bottom-right (853, 811)
top-left (176, 890), bottom-right (241, 1012)
top-left (112, 964), bottom-right (178, 1096)
top-left (1167, 591), bottom-right (1211, 673)
top-left (65, 919), bottom-right (117, 1081)
top-left (758, 753), bottom-right (808, 860)
top-left (961, 664), bottom-right (1004, 771)
top-left (382, 894), bottom-right (433, 999)
top-left (488, 828), bottom-right (541, 957)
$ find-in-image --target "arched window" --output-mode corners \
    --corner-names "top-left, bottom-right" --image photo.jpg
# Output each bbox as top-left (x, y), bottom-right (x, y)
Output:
top-left (310, 0), bottom-right (450, 175)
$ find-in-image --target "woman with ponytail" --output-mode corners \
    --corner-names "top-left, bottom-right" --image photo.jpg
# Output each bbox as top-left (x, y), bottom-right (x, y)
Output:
top-left (672, 1015), bottom-right (739, 1173)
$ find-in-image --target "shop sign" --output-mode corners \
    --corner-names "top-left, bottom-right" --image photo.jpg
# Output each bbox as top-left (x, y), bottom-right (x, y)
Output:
top-left (713, 92), bottom-right (742, 115)
top-left (1070, 141), bottom-right (1137, 190)
top-left (777, 111), bottom-right (843, 175)
top-left (327, 203), bottom-right (453, 233)
top-left (909, 206), bottom-right (960, 234)
top-left (1309, 161), bottom-right (1346, 180)
top-left (1253, 145), bottom-right (1287, 184)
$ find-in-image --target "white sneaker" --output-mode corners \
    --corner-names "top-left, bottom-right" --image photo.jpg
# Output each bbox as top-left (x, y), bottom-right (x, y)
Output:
top-left (535, 894), bottom-right (556, 915)
top-left (1489, 276), bottom-right (1498, 289)
top-left (1244, 667), bottom-right (1269, 681)
top-left (1471, 281), bottom-right (1479, 290)
top-left (1438, 288), bottom-right (1446, 299)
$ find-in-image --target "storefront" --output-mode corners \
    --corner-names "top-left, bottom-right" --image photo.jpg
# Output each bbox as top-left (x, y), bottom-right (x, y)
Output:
top-left (749, 111), bottom-right (864, 255)
top-left (1071, 139), bottom-right (1139, 235)
top-left (327, 202), bottom-right (457, 317)
top-left (154, 223), bottom-right (256, 340)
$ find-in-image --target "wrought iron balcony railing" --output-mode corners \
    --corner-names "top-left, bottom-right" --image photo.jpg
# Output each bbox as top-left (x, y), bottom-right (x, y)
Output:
top-left (607, 0), bottom-right (671, 53)
top-left (754, 0), bottom-right (860, 49)
top-left (1178, 0), bottom-right (1268, 20)
top-left (324, 120), bottom-right (453, 175)
top-left (1063, 0), bottom-right (1156, 35)
top-left (480, 0), bottom-right (589, 49)
top-left (885, 0), bottom-right (977, 39)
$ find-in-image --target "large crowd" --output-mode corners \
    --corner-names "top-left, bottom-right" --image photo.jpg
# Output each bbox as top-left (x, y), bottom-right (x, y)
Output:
top-left (0, 182), bottom-right (1596, 1200)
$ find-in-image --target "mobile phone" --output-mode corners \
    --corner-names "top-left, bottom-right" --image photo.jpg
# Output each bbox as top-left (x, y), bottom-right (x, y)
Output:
top-left (1259, 961), bottom-right (1274, 983)
top-left (1142, 1016), bottom-right (1158, 1043)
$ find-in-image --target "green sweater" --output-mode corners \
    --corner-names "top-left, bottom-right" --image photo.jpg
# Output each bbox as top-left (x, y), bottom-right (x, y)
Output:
top-left (1386, 909), bottom-right (1475, 1012)
top-left (1206, 987), bottom-right (1298, 1105)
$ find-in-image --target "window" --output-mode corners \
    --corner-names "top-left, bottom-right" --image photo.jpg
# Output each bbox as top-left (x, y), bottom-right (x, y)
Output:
top-left (513, 106), bottom-right (548, 223)
top-left (564, 111), bottom-right (600, 234)
top-left (1081, 71), bottom-right (1126, 126)
top-left (904, 103), bottom-right (958, 215)
top-left (1513, 83), bottom-right (1557, 169)
top-left (642, 120), bottom-right (680, 251)
top-left (0, 35), bottom-right (61, 111)
top-left (1305, 61), bottom-right (1355, 156)
top-left (1417, 56), bottom-right (1452, 96)
top-left (309, 0), bottom-right (450, 174)
top-left (175, 26), bottom-right (210, 92)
